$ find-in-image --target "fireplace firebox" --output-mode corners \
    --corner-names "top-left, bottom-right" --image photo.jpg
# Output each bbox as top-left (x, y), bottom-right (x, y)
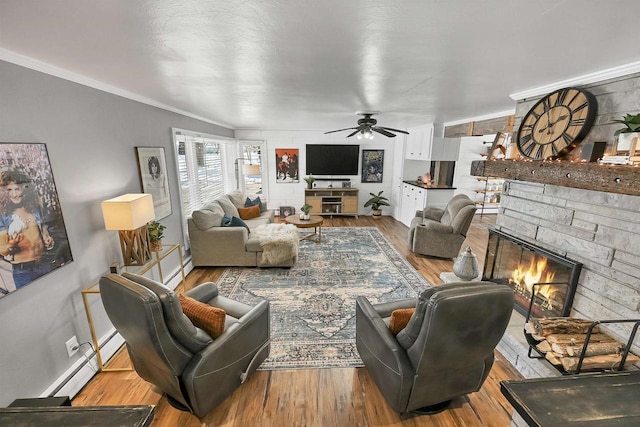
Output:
top-left (482, 228), bottom-right (582, 318)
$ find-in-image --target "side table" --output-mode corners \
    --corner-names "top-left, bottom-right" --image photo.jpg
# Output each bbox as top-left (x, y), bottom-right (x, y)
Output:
top-left (81, 243), bottom-right (185, 371)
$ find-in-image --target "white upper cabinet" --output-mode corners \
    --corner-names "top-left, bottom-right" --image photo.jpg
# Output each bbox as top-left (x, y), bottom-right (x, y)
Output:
top-left (405, 124), bottom-right (434, 160)
top-left (405, 126), bottom-right (460, 161)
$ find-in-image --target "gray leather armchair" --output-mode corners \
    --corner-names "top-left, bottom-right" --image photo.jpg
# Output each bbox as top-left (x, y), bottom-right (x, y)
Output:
top-left (408, 194), bottom-right (476, 258)
top-left (99, 273), bottom-right (270, 417)
top-left (355, 282), bottom-right (514, 414)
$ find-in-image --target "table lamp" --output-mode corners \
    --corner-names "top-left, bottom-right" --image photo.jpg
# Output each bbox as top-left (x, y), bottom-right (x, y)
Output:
top-left (101, 193), bottom-right (155, 266)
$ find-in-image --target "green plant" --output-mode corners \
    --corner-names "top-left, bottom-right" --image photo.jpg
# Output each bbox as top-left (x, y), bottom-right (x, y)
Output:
top-left (300, 203), bottom-right (313, 214)
top-left (363, 191), bottom-right (390, 211)
top-left (612, 113), bottom-right (640, 137)
top-left (147, 220), bottom-right (166, 243)
top-left (303, 175), bottom-right (315, 185)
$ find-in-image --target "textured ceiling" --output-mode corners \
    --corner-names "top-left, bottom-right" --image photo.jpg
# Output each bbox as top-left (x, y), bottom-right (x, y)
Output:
top-left (1, 0), bottom-right (640, 133)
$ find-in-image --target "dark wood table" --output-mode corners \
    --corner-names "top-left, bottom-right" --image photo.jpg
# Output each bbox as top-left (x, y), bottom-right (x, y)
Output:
top-left (501, 372), bottom-right (640, 426)
top-left (0, 405), bottom-right (155, 427)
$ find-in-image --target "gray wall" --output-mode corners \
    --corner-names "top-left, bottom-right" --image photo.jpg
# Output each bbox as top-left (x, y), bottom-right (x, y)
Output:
top-left (0, 60), bottom-right (233, 405)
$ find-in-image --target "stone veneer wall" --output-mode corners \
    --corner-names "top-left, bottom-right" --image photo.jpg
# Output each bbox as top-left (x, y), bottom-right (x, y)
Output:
top-left (496, 180), bottom-right (640, 354)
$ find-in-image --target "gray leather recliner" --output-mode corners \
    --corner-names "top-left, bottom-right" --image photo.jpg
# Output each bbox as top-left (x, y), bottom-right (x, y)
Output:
top-left (99, 273), bottom-right (270, 417)
top-left (408, 194), bottom-right (477, 259)
top-left (355, 281), bottom-right (514, 414)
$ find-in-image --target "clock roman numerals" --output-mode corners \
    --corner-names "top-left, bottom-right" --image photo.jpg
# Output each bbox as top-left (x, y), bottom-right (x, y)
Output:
top-left (516, 87), bottom-right (596, 160)
top-left (572, 101), bottom-right (589, 114)
top-left (554, 89), bottom-right (569, 106)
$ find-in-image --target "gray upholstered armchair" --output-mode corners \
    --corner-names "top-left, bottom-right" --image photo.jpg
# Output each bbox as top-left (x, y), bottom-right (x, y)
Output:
top-left (99, 273), bottom-right (270, 418)
top-left (355, 282), bottom-right (514, 414)
top-left (408, 194), bottom-right (476, 258)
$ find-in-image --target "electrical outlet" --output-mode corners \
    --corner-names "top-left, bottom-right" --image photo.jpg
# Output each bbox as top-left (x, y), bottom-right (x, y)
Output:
top-left (65, 336), bottom-right (79, 357)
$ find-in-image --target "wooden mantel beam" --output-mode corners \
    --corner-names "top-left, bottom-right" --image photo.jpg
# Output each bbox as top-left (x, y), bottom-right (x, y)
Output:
top-left (470, 160), bottom-right (640, 197)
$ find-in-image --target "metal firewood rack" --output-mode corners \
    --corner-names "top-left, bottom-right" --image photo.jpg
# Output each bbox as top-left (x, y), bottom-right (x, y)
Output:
top-left (524, 282), bottom-right (640, 375)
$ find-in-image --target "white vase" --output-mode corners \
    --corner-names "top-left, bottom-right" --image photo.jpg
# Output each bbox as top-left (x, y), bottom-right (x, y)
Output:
top-left (453, 246), bottom-right (480, 281)
top-left (616, 132), bottom-right (640, 152)
top-left (303, 213), bottom-right (310, 220)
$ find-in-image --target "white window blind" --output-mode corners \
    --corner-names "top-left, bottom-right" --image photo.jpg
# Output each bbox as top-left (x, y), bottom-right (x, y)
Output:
top-left (174, 130), bottom-right (231, 248)
top-left (176, 135), bottom-right (227, 217)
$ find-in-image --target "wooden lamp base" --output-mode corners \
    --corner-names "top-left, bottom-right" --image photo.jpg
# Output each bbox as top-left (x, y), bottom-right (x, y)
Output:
top-left (118, 227), bottom-right (151, 266)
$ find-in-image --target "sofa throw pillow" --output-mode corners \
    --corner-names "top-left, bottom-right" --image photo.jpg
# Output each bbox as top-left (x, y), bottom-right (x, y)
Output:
top-left (227, 189), bottom-right (246, 209)
top-left (216, 196), bottom-right (240, 217)
top-left (238, 204), bottom-right (261, 220)
top-left (245, 196), bottom-right (265, 213)
top-left (221, 214), bottom-right (250, 233)
top-left (191, 202), bottom-right (224, 230)
top-left (388, 308), bottom-right (416, 336)
top-left (396, 287), bottom-right (438, 349)
top-left (178, 294), bottom-right (226, 338)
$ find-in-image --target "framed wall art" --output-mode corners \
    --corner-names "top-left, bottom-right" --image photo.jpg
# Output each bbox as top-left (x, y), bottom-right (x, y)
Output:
top-left (275, 148), bottom-right (299, 183)
top-left (0, 143), bottom-right (73, 297)
top-left (135, 146), bottom-right (172, 220)
top-left (362, 149), bottom-right (384, 183)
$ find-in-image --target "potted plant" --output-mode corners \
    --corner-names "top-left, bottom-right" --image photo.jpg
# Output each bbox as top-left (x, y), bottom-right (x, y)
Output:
top-left (300, 203), bottom-right (313, 220)
top-left (612, 113), bottom-right (640, 152)
top-left (147, 220), bottom-right (166, 251)
top-left (364, 191), bottom-right (390, 219)
top-left (303, 174), bottom-right (315, 189)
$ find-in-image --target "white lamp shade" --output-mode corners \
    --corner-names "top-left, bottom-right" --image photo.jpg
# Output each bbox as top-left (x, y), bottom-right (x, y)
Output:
top-left (101, 193), bottom-right (155, 230)
top-left (242, 163), bottom-right (261, 175)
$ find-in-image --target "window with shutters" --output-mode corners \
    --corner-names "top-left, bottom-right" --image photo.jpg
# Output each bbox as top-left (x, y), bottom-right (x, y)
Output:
top-left (173, 129), bottom-right (234, 247)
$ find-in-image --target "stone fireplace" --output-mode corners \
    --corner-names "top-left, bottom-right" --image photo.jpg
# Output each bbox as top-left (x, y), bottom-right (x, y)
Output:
top-left (476, 173), bottom-right (640, 379)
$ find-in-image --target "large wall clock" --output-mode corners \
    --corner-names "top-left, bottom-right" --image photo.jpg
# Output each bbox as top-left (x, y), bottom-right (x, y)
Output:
top-left (516, 87), bottom-right (597, 160)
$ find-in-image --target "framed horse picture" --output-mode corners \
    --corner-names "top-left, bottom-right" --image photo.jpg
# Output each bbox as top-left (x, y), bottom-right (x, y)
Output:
top-left (275, 148), bottom-right (299, 183)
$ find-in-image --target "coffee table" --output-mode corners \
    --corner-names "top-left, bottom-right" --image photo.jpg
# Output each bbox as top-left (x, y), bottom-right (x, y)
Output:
top-left (284, 215), bottom-right (323, 243)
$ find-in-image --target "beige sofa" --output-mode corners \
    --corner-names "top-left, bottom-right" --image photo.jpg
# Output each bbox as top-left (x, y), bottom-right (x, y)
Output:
top-left (188, 190), bottom-right (297, 267)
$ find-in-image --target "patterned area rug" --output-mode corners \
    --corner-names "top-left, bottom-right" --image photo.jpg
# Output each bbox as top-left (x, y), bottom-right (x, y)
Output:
top-left (217, 227), bottom-right (431, 370)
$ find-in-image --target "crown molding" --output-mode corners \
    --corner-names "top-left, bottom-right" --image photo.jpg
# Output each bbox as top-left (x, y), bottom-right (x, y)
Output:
top-left (0, 47), bottom-right (233, 129)
top-left (443, 109), bottom-right (516, 128)
top-left (510, 61), bottom-right (640, 101)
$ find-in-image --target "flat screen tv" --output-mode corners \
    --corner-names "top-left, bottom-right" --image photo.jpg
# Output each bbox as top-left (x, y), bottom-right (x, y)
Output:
top-left (306, 144), bottom-right (360, 176)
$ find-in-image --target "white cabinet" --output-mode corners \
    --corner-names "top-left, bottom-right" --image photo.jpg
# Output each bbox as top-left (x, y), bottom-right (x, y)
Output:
top-left (405, 124), bottom-right (434, 160)
top-left (405, 128), bottom-right (460, 161)
top-left (400, 183), bottom-right (426, 226)
top-left (400, 183), bottom-right (456, 226)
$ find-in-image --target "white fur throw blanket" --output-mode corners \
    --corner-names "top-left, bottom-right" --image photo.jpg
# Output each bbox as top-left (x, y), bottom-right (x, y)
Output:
top-left (253, 223), bottom-right (299, 265)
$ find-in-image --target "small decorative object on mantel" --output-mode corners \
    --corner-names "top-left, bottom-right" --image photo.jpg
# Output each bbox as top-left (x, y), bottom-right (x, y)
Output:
top-left (612, 113), bottom-right (640, 156)
top-left (452, 246), bottom-right (480, 281)
top-left (300, 203), bottom-right (312, 220)
top-left (147, 220), bottom-right (166, 252)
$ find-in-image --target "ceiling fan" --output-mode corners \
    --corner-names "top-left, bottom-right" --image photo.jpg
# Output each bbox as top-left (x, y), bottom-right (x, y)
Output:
top-left (324, 112), bottom-right (410, 139)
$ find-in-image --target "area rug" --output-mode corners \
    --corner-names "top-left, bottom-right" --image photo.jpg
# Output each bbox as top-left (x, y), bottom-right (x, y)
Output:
top-left (216, 227), bottom-right (431, 370)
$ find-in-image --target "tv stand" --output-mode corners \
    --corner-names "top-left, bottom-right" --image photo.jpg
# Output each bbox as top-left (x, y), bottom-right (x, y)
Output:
top-left (305, 188), bottom-right (359, 218)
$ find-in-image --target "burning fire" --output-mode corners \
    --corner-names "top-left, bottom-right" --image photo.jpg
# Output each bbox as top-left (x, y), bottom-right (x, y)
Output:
top-left (510, 256), bottom-right (557, 308)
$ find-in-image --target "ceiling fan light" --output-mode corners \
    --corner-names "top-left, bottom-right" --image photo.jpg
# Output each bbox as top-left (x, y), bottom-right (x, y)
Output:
top-left (356, 132), bottom-right (363, 140)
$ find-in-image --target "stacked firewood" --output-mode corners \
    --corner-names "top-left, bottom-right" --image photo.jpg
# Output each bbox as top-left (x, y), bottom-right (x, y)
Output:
top-left (525, 317), bottom-right (640, 373)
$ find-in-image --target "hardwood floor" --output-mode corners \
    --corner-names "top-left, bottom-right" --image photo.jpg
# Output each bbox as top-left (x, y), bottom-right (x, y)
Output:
top-left (72, 214), bottom-right (523, 426)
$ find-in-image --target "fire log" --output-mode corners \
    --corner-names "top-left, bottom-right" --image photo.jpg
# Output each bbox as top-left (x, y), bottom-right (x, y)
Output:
top-left (561, 353), bottom-right (640, 373)
top-left (532, 317), bottom-right (599, 336)
top-left (545, 333), bottom-right (616, 345)
top-left (564, 342), bottom-right (626, 358)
